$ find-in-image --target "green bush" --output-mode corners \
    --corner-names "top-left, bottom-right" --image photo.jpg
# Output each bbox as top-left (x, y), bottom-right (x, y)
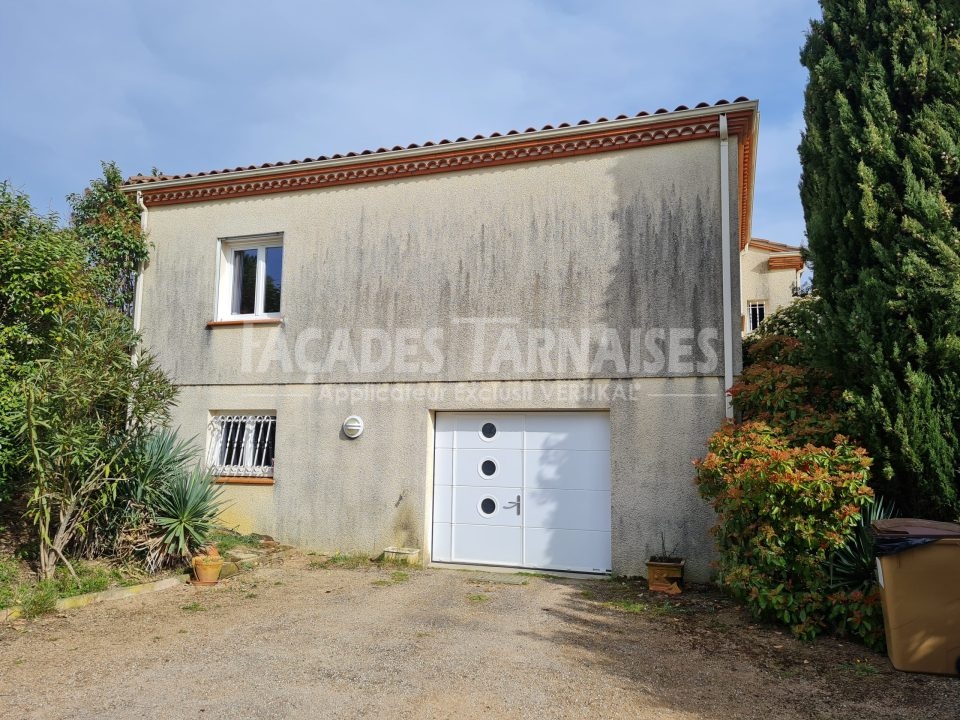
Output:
top-left (65, 427), bottom-right (222, 573)
top-left (722, 300), bottom-right (890, 650)
top-left (68, 161), bottom-right (149, 317)
top-left (732, 332), bottom-right (850, 447)
top-left (827, 587), bottom-right (886, 652)
top-left (695, 422), bottom-right (874, 640)
top-left (11, 307), bottom-right (175, 579)
top-left (747, 294), bottom-right (823, 348)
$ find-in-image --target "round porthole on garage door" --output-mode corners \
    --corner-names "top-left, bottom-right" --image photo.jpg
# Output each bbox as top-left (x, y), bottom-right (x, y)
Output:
top-left (479, 421), bottom-right (498, 441)
top-left (477, 496), bottom-right (497, 517)
top-left (478, 458), bottom-right (498, 479)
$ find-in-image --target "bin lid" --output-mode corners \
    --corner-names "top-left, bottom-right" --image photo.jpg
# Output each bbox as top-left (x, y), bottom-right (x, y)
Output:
top-left (872, 518), bottom-right (960, 538)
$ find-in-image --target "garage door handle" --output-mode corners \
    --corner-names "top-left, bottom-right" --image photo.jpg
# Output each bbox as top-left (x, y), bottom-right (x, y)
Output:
top-left (503, 495), bottom-right (521, 515)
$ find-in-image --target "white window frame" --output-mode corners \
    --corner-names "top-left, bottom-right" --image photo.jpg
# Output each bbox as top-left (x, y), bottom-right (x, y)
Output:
top-left (747, 301), bottom-right (766, 332)
top-left (215, 233), bottom-right (283, 320)
top-left (208, 412), bottom-right (277, 478)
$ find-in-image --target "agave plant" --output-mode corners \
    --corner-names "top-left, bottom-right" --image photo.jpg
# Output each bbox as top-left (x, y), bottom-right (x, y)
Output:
top-left (76, 429), bottom-right (202, 561)
top-left (149, 467), bottom-right (225, 569)
top-left (829, 494), bottom-right (897, 591)
top-left (125, 429), bottom-right (200, 505)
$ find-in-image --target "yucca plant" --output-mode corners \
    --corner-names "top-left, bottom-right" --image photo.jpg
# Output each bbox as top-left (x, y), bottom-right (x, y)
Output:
top-left (83, 429), bottom-right (201, 561)
top-left (149, 467), bottom-right (225, 570)
top-left (125, 429), bottom-right (199, 505)
top-left (829, 494), bottom-right (898, 591)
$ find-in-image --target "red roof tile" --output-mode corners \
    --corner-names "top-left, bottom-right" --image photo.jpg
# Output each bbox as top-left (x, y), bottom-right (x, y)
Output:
top-left (750, 238), bottom-right (803, 253)
top-left (125, 97), bottom-right (753, 186)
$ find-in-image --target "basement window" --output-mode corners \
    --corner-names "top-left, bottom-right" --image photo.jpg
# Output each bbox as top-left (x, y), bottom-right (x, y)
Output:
top-left (209, 413), bottom-right (276, 484)
top-left (747, 301), bottom-right (766, 332)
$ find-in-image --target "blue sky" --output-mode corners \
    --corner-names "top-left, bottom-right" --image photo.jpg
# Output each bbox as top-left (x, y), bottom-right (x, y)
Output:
top-left (1, 1), bottom-right (820, 244)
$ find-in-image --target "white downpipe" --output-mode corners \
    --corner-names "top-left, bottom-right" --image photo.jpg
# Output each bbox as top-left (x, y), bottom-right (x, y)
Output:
top-left (719, 115), bottom-right (734, 420)
top-left (133, 190), bottom-right (147, 336)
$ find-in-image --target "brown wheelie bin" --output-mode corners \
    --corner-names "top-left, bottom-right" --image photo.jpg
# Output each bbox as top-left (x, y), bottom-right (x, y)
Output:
top-left (872, 518), bottom-right (960, 676)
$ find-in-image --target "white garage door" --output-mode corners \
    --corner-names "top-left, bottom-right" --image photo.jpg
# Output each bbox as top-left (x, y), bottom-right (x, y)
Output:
top-left (432, 412), bottom-right (611, 573)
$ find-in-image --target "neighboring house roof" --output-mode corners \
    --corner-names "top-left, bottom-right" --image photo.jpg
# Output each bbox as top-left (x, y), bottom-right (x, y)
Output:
top-left (748, 237), bottom-right (805, 272)
top-left (124, 97), bottom-right (759, 250)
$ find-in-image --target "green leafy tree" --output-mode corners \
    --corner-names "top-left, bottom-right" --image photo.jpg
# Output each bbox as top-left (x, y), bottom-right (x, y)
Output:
top-left (11, 308), bottom-right (175, 579)
top-left (799, 1), bottom-right (960, 519)
top-left (0, 170), bottom-right (204, 579)
top-left (68, 161), bottom-right (148, 317)
top-left (0, 185), bottom-right (91, 369)
top-left (0, 184), bottom-right (92, 508)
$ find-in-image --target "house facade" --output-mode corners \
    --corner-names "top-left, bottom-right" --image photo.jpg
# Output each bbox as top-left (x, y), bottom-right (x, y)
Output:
top-left (740, 238), bottom-right (805, 334)
top-left (125, 98), bottom-right (758, 580)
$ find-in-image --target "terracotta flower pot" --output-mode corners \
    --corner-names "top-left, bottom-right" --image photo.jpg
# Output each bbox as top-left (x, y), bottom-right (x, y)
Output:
top-left (646, 558), bottom-right (685, 595)
top-left (192, 556), bottom-right (224, 585)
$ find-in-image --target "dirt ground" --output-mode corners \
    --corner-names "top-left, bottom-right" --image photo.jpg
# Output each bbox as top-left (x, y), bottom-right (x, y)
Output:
top-left (1, 550), bottom-right (957, 720)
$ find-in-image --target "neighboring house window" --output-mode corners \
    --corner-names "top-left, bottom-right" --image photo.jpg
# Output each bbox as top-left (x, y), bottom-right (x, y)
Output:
top-left (748, 301), bottom-right (766, 332)
top-left (216, 234), bottom-right (283, 319)
top-left (209, 414), bottom-right (276, 479)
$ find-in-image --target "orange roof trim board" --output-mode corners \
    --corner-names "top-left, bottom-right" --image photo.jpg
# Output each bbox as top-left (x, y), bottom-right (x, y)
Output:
top-left (124, 98), bottom-right (758, 249)
top-left (749, 237), bottom-right (803, 253)
top-left (748, 237), bottom-right (806, 272)
top-left (768, 256), bottom-right (806, 272)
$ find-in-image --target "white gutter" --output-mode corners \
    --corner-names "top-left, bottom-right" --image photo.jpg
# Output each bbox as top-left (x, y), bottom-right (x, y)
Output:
top-left (719, 114), bottom-right (734, 420)
top-left (133, 190), bottom-right (147, 336)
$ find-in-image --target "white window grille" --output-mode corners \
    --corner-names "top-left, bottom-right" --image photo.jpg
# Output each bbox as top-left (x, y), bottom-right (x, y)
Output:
top-left (748, 301), bottom-right (766, 332)
top-left (209, 414), bottom-right (276, 477)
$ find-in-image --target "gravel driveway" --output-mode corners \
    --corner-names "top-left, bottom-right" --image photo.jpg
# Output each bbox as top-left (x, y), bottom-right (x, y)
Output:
top-left (1, 550), bottom-right (957, 719)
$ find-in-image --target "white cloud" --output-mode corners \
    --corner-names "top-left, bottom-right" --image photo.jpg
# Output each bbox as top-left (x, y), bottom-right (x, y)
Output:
top-left (0, 0), bottom-right (821, 238)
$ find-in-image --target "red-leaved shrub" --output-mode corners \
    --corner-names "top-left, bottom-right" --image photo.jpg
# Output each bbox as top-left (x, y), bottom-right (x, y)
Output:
top-left (695, 422), bottom-right (875, 641)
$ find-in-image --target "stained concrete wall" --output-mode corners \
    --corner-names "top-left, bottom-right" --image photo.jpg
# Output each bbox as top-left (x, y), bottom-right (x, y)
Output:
top-left (138, 135), bottom-right (744, 580)
top-left (170, 377), bottom-right (723, 580)
top-left (140, 137), bottom-right (741, 385)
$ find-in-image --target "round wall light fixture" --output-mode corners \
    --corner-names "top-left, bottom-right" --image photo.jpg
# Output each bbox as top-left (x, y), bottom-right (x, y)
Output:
top-left (342, 415), bottom-right (364, 439)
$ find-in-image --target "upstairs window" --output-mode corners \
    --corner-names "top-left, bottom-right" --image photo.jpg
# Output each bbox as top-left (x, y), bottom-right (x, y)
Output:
top-left (217, 234), bottom-right (283, 319)
top-left (209, 413), bottom-right (276, 479)
top-left (748, 301), bottom-right (766, 332)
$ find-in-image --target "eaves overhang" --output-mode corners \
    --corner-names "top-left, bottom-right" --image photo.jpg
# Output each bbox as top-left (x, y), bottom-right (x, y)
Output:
top-left (124, 99), bottom-right (759, 249)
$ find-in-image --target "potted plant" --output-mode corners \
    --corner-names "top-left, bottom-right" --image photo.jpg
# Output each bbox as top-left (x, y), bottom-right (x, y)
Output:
top-left (646, 533), bottom-right (684, 595)
top-left (192, 546), bottom-right (224, 585)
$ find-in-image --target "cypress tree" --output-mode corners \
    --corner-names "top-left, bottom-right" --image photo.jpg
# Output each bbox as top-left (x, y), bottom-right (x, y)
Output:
top-left (799, 1), bottom-right (960, 519)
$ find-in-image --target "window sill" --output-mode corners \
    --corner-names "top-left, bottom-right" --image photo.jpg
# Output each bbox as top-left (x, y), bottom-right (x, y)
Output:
top-left (213, 476), bottom-right (275, 486)
top-left (207, 318), bottom-right (283, 328)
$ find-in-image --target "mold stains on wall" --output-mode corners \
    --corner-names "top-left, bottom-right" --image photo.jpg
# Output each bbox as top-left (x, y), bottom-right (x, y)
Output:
top-left (604, 148), bottom-right (725, 375)
top-left (391, 493), bottom-right (419, 550)
top-left (147, 147), bottom-right (730, 385)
